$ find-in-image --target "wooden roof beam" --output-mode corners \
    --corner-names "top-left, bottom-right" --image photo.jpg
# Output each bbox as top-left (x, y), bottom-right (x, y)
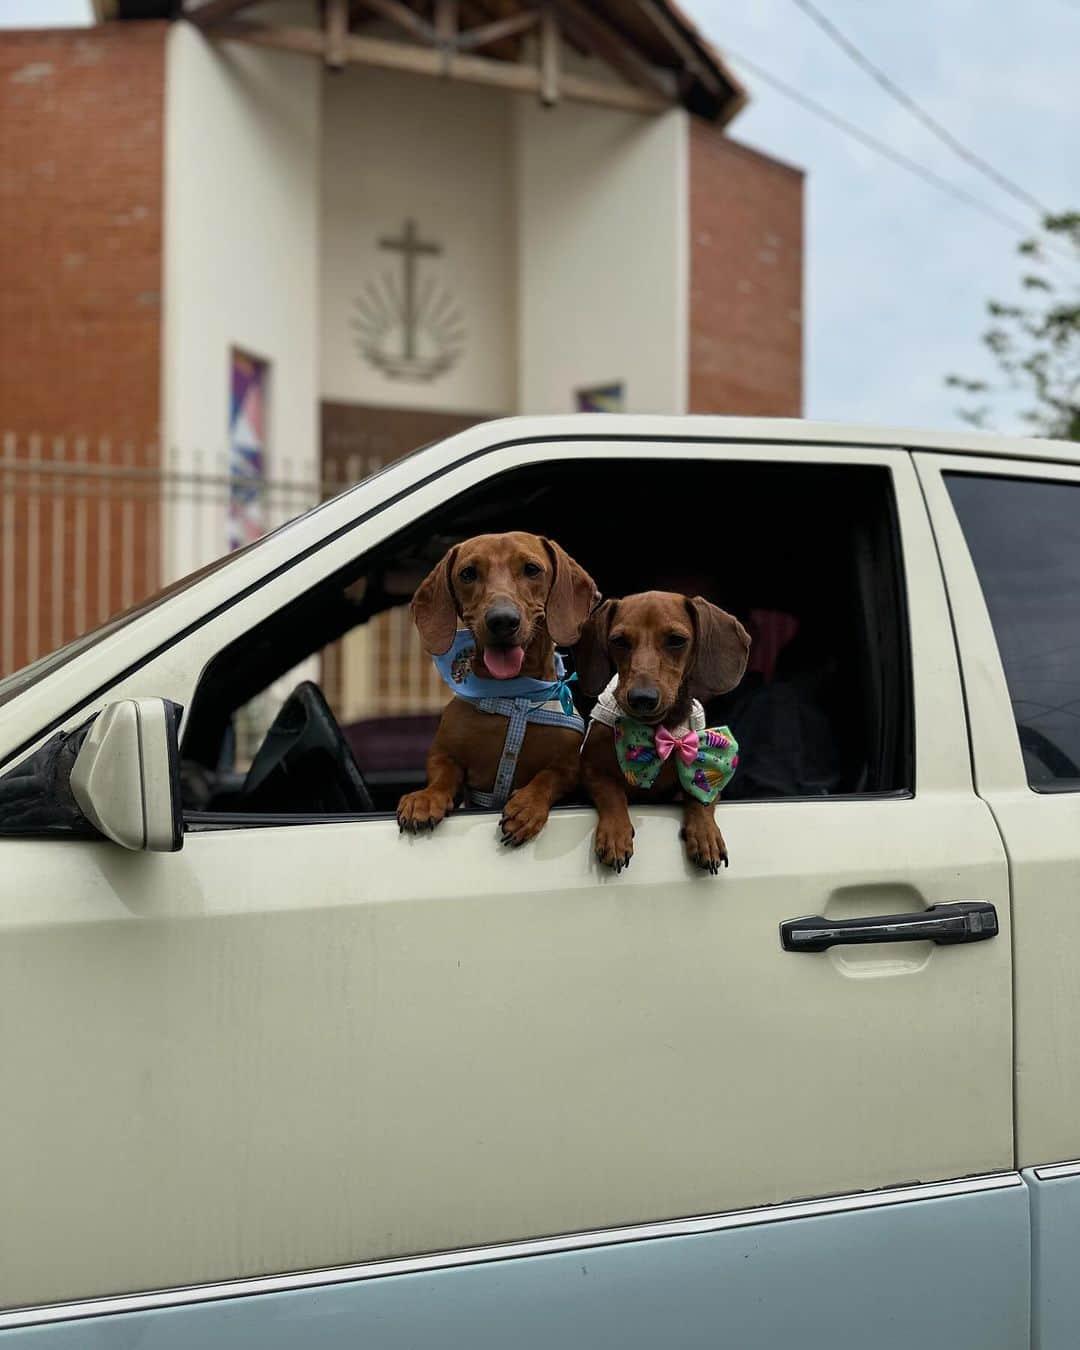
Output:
top-left (184, 0), bottom-right (261, 26)
top-left (206, 18), bottom-right (670, 113)
top-left (456, 10), bottom-right (539, 52)
top-left (355, 0), bottom-right (437, 44)
top-left (552, 0), bottom-right (675, 101)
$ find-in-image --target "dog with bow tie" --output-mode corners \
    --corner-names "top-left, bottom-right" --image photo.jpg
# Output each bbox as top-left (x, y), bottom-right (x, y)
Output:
top-left (576, 591), bottom-right (750, 873)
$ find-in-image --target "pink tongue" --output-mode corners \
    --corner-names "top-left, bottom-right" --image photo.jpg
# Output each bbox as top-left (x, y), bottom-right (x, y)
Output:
top-left (483, 645), bottom-right (525, 679)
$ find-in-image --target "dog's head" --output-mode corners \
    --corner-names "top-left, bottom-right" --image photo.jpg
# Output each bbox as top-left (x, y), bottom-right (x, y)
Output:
top-left (411, 532), bottom-right (599, 678)
top-left (577, 591), bottom-right (750, 723)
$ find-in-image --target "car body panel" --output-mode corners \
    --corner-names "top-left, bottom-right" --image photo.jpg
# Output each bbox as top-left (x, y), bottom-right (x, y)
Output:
top-left (0, 434), bottom-right (1016, 1312)
top-left (1, 1175), bottom-right (1029, 1350)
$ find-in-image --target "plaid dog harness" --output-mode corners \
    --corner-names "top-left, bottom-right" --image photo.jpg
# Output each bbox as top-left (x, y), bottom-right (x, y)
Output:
top-left (432, 630), bottom-right (585, 810)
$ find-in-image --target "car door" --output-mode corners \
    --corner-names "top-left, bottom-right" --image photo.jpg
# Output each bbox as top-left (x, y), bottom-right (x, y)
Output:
top-left (0, 428), bottom-right (1024, 1347)
top-left (917, 450), bottom-right (1080, 1350)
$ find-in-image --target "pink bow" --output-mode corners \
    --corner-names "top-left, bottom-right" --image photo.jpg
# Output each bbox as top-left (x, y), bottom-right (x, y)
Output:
top-left (655, 726), bottom-right (700, 765)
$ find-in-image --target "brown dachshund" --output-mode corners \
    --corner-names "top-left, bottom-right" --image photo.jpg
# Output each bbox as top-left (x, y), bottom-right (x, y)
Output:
top-left (397, 532), bottom-right (598, 845)
top-left (577, 592), bottom-right (750, 873)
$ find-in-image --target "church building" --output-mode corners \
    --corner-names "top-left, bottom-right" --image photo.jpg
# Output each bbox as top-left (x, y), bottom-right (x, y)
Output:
top-left (1, 0), bottom-right (802, 656)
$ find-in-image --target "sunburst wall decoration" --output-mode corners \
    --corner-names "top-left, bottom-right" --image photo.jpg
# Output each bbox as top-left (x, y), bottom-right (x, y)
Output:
top-left (351, 218), bottom-right (465, 383)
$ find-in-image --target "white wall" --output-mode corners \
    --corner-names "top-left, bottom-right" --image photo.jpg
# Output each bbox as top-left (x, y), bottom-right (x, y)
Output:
top-left (320, 68), bottom-right (516, 416)
top-left (516, 101), bottom-right (688, 415)
top-left (162, 19), bottom-right (320, 580)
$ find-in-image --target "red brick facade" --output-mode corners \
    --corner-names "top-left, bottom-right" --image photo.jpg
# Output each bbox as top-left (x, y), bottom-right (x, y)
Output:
top-left (0, 24), bottom-right (166, 673)
top-left (0, 23), bottom-right (166, 447)
top-left (688, 123), bottom-right (803, 416)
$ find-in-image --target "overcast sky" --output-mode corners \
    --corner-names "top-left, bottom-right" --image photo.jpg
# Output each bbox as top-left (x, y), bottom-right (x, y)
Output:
top-left (686, 0), bottom-right (1080, 432)
top-left (4, 0), bottom-right (1078, 433)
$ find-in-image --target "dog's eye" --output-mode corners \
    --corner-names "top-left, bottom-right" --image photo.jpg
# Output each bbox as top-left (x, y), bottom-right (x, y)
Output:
top-left (665, 634), bottom-right (689, 650)
top-left (458, 565), bottom-right (478, 583)
top-left (610, 634), bottom-right (632, 651)
top-left (523, 562), bottom-right (543, 578)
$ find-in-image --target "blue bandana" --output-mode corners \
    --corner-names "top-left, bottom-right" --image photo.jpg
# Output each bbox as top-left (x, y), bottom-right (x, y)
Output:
top-left (432, 630), bottom-right (578, 717)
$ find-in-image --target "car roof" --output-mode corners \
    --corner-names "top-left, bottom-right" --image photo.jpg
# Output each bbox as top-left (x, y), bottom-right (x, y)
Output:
top-left (440, 414), bottom-right (1080, 465)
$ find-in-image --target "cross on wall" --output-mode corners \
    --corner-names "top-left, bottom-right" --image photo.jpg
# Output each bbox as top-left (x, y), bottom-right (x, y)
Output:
top-left (378, 219), bottom-right (442, 361)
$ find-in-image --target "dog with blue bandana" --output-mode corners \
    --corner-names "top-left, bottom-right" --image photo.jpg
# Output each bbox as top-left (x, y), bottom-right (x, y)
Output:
top-left (397, 532), bottom-right (599, 845)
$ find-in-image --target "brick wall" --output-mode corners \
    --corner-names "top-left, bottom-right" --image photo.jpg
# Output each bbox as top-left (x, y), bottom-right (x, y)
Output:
top-left (688, 124), bottom-right (803, 416)
top-left (0, 24), bottom-right (166, 672)
top-left (0, 22), bottom-right (166, 447)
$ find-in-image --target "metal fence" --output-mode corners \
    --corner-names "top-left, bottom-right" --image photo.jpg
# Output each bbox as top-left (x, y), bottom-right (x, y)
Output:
top-left (0, 434), bottom-right (444, 728)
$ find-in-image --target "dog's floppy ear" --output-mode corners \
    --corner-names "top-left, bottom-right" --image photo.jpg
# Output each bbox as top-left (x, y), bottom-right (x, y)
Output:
top-left (543, 538), bottom-right (601, 647)
top-left (686, 596), bottom-right (750, 697)
top-left (411, 546), bottom-right (460, 655)
top-left (574, 598), bottom-right (618, 696)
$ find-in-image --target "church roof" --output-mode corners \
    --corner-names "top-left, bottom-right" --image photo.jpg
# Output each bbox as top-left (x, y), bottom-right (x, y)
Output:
top-left (109, 1), bottom-right (747, 125)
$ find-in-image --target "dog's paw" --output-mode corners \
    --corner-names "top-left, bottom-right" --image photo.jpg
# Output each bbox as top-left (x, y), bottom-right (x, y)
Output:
top-left (594, 818), bottom-right (635, 874)
top-left (397, 789), bottom-right (452, 834)
top-left (499, 788), bottom-right (549, 848)
top-left (680, 816), bottom-right (728, 875)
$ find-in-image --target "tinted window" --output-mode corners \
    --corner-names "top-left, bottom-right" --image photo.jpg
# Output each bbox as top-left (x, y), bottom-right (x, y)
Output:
top-left (947, 473), bottom-right (1080, 789)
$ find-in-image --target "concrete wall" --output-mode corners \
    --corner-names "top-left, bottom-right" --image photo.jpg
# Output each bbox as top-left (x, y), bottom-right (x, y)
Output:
top-left (320, 67), bottom-right (516, 416)
top-left (515, 101), bottom-right (688, 416)
top-left (688, 124), bottom-right (803, 415)
top-left (162, 20), bottom-right (320, 577)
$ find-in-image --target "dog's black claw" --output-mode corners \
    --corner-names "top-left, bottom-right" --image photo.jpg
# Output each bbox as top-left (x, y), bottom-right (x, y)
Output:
top-left (723, 856), bottom-right (729, 868)
top-left (678, 827), bottom-right (687, 840)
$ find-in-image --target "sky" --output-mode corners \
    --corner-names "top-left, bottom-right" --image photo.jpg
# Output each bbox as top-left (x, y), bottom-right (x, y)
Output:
top-left (3, 0), bottom-right (1078, 433)
top-left (685, 0), bottom-right (1080, 432)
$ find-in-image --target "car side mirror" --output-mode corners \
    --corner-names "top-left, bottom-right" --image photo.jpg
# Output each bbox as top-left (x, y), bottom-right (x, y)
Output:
top-left (70, 699), bottom-right (184, 852)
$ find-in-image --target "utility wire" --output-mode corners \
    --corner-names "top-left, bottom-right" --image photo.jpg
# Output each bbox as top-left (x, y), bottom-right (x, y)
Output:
top-left (787, 0), bottom-right (1054, 220)
top-left (722, 45), bottom-right (1077, 266)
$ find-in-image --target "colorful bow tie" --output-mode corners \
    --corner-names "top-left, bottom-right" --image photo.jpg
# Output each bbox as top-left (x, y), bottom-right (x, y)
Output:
top-left (614, 719), bottom-right (739, 805)
top-left (655, 726), bottom-right (700, 764)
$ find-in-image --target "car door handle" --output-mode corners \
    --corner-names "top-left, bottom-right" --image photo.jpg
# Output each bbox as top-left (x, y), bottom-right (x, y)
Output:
top-left (780, 902), bottom-right (999, 953)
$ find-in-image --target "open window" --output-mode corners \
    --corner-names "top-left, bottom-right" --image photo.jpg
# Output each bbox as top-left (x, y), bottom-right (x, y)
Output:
top-left (179, 456), bottom-right (912, 823)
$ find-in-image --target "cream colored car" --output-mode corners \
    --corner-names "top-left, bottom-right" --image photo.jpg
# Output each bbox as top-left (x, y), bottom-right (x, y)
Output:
top-left (1, 416), bottom-right (1078, 1348)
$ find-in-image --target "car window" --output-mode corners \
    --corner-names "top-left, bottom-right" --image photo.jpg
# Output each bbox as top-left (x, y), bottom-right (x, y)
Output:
top-left (947, 472), bottom-right (1080, 790)
top-left (180, 457), bottom-right (913, 822)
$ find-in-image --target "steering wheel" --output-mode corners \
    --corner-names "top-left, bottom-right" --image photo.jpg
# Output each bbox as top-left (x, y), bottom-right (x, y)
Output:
top-left (239, 681), bottom-right (374, 814)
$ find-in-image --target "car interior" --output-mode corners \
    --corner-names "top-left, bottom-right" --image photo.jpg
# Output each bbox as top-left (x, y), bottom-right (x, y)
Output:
top-left (179, 457), bottom-right (913, 822)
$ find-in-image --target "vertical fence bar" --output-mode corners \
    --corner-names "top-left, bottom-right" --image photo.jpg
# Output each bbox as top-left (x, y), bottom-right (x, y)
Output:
top-left (1, 432), bottom-right (16, 675)
top-left (120, 442), bottom-right (135, 609)
top-left (50, 436), bottom-right (66, 652)
top-left (73, 437), bottom-right (88, 637)
top-left (193, 449), bottom-right (205, 572)
top-left (97, 437), bottom-right (111, 625)
top-left (145, 444), bottom-right (158, 595)
top-left (26, 433), bottom-right (42, 664)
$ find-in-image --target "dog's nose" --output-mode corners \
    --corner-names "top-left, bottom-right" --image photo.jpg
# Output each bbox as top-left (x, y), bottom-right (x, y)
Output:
top-left (627, 686), bottom-right (660, 715)
top-left (486, 605), bottom-right (521, 639)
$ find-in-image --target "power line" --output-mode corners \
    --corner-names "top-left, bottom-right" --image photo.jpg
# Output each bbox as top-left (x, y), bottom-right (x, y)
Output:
top-left (721, 46), bottom-right (1077, 266)
top-left (787, 0), bottom-right (1054, 220)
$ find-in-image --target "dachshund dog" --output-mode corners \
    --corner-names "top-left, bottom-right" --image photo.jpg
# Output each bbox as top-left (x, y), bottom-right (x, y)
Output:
top-left (577, 592), bottom-right (750, 873)
top-left (398, 532), bottom-right (598, 845)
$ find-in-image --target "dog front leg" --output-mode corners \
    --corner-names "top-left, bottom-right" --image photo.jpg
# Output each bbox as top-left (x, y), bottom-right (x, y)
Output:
top-left (581, 729), bottom-right (635, 872)
top-left (499, 763), bottom-right (579, 848)
top-left (397, 750), bottom-right (464, 833)
top-left (680, 797), bottom-right (728, 874)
